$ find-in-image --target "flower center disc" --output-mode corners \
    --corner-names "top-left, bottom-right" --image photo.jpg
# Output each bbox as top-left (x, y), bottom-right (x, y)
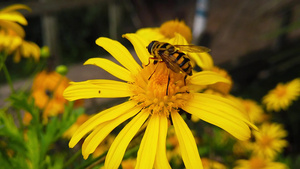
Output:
top-left (130, 62), bottom-right (191, 117)
top-left (274, 85), bottom-right (287, 98)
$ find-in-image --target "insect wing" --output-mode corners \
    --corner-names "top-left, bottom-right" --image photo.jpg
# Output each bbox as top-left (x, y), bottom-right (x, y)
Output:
top-left (174, 45), bottom-right (210, 53)
top-left (160, 53), bottom-right (182, 74)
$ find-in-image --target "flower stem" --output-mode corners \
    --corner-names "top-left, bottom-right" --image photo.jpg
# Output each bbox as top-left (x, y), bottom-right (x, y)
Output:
top-left (1, 56), bottom-right (24, 129)
top-left (2, 64), bottom-right (15, 93)
top-left (0, 52), bottom-right (8, 72)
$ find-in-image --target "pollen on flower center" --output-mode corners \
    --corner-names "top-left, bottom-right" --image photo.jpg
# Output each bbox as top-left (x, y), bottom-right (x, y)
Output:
top-left (274, 85), bottom-right (287, 98)
top-left (259, 136), bottom-right (273, 148)
top-left (130, 62), bottom-right (191, 117)
top-left (249, 157), bottom-right (267, 169)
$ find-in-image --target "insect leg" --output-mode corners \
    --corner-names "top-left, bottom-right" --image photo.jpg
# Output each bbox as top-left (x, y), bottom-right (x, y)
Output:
top-left (184, 74), bottom-right (187, 85)
top-left (166, 69), bottom-right (170, 95)
top-left (148, 60), bottom-right (159, 80)
top-left (146, 57), bottom-right (159, 66)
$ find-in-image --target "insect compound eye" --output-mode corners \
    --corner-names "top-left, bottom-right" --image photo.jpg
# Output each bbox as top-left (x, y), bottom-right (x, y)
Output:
top-left (147, 41), bottom-right (157, 54)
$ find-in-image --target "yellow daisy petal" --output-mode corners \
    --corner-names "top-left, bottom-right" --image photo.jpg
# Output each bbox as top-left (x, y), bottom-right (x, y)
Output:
top-left (154, 116), bottom-right (171, 169)
top-left (0, 20), bottom-right (25, 37)
top-left (0, 12), bottom-right (27, 25)
top-left (69, 101), bottom-right (136, 148)
top-left (169, 33), bottom-right (189, 45)
top-left (122, 33), bottom-right (150, 65)
top-left (188, 52), bottom-right (214, 70)
top-left (84, 58), bottom-right (133, 82)
top-left (136, 27), bottom-right (165, 42)
top-left (0, 4), bottom-right (31, 13)
top-left (172, 111), bottom-right (203, 169)
top-left (82, 106), bottom-right (141, 159)
top-left (189, 71), bottom-right (231, 86)
top-left (81, 122), bottom-right (107, 159)
top-left (21, 41), bottom-right (40, 61)
top-left (184, 93), bottom-right (256, 140)
top-left (136, 114), bottom-right (160, 169)
top-left (63, 79), bottom-right (132, 101)
top-left (105, 111), bottom-right (149, 169)
top-left (95, 37), bottom-right (141, 74)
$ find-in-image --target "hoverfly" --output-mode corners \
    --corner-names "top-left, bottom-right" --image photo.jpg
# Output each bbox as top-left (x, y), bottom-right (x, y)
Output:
top-left (147, 40), bottom-right (210, 76)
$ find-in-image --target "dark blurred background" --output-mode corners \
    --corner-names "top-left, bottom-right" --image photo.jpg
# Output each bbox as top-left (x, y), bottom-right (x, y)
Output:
top-left (1, 0), bottom-right (300, 85)
top-left (1, 0), bottom-right (300, 165)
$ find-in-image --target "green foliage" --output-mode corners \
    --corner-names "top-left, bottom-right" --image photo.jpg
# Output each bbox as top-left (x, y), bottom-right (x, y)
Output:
top-left (0, 90), bottom-right (84, 169)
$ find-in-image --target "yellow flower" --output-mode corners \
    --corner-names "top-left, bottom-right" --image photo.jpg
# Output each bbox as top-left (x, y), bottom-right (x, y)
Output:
top-left (22, 112), bottom-right (33, 126)
top-left (0, 28), bottom-right (40, 62)
top-left (0, 29), bottom-right (22, 53)
top-left (238, 98), bottom-right (267, 124)
top-left (32, 70), bottom-right (70, 120)
top-left (0, 4), bottom-right (31, 37)
top-left (137, 19), bottom-right (192, 43)
top-left (252, 123), bottom-right (288, 160)
top-left (121, 158), bottom-right (137, 169)
top-left (63, 33), bottom-right (256, 169)
top-left (234, 156), bottom-right (288, 169)
top-left (207, 66), bottom-right (233, 95)
top-left (13, 38), bottom-right (40, 63)
top-left (0, 5), bottom-right (40, 62)
top-left (136, 19), bottom-right (214, 70)
top-left (263, 78), bottom-right (300, 112)
top-left (201, 158), bottom-right (227, 169)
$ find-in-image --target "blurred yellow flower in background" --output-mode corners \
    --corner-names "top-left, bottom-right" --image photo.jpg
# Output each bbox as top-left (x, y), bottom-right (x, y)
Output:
top-left (0, 29), bottom-right (22, 53)
top-left (0, 4), bottom-right (40, 63)
top-left (22, 111), bottom-right (33, 126)
top-left (202, 158), bottom-right (227, 169)
top-left (63, 114), bottom-right (90, 139)
top-left (12, 38), bottom-right (40, 63)
top-left (263, 78), bottom-right (300, 112)
top-left (137, 19), bottom-right (192, 43)
top-left (92, 134), bottom-right (115, 158)
top-left (234, 156), bottom-right (288, 169)
top-left (0, 4), bottom-right (30, 37)
top-left (233, 140), bottom-right (253, 157)
top-left (207, 66), bottom-right (233, 95)
top-left (0, 29), bottom-right (40, 62)
top-left (252, 123), bottom-right (288, 160)
top-left (63, 33), bottom-right (256, 169)
top-left (120, 158), bottom-right (137, 169)
top-left (32, 70), bottom-right (70, 120)
top-left (238, 98), bottom-right (267, 124)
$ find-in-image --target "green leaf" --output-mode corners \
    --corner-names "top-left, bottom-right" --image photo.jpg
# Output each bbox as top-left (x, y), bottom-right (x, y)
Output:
top-left (26, 127), bottom-right (40, 169)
